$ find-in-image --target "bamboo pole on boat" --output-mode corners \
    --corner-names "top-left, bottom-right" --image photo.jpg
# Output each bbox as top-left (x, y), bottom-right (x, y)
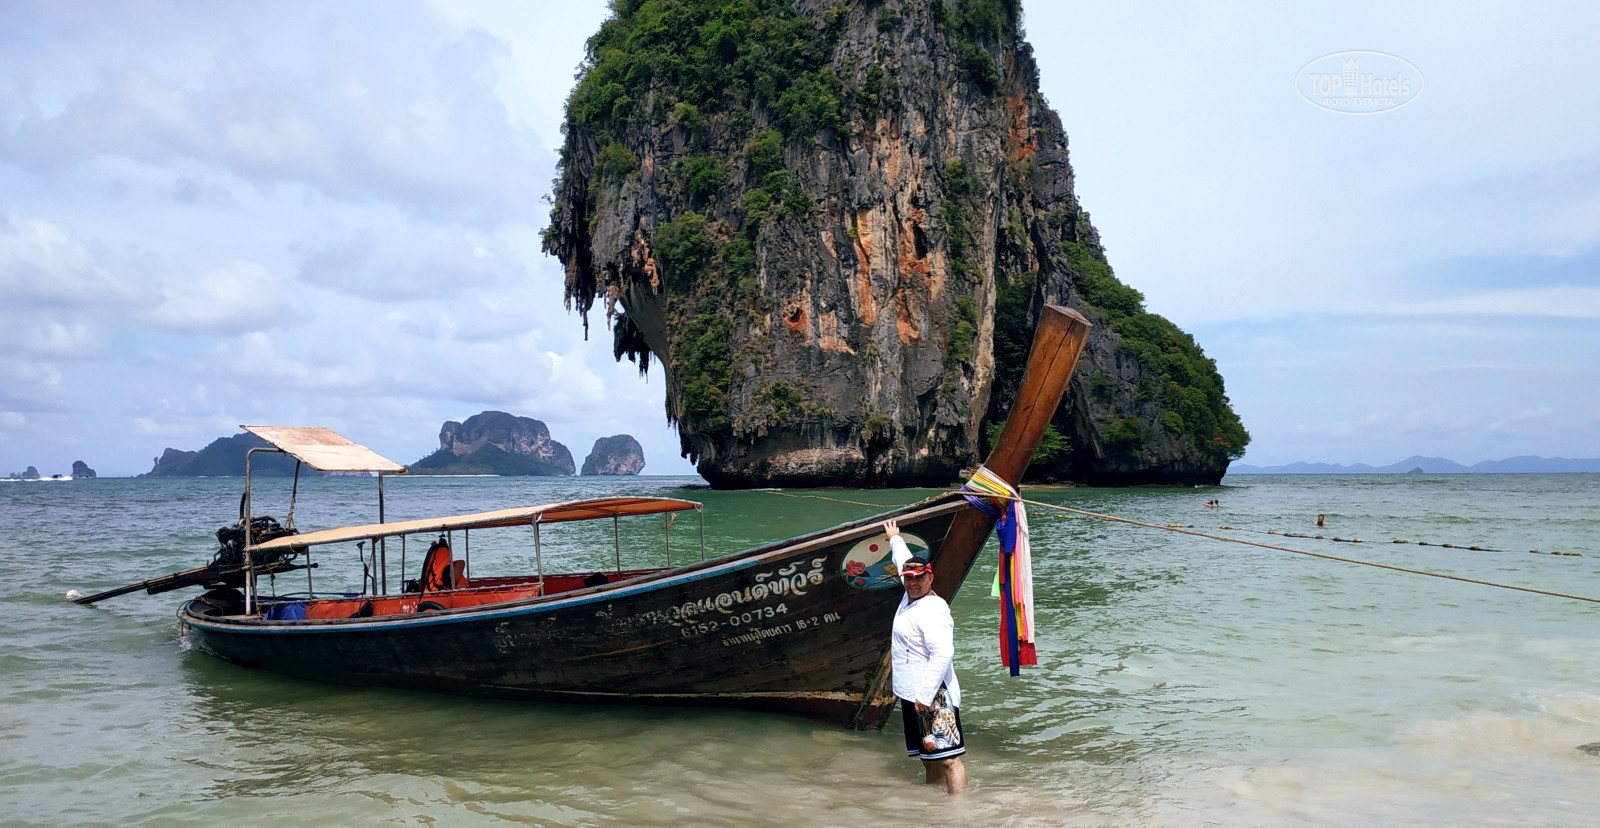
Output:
top-left (378, 471), bottom-right (387, 595)
top-left (932, 303), bottom-right (1091, 597)
top-left (70, 564), bottom-right (225, 605)
top-left (850, 303), bottom-right (1091, 730)
top-left (243, 447), bottom-right (260, 614)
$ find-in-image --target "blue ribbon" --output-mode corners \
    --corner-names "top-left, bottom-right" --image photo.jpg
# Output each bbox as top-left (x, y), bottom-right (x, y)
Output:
top-left (997, 506), bottom-right (1022, 675)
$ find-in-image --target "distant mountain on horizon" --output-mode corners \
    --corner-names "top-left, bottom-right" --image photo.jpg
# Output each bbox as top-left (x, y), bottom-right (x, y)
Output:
top-left (142, 432), bottom-right (309, 477)
top-left (1228, 455), bottom-right (1600, 475)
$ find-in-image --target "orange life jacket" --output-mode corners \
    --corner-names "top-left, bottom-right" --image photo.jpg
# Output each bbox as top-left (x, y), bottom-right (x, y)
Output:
top-left (420, 539), bottom-right (452, 593)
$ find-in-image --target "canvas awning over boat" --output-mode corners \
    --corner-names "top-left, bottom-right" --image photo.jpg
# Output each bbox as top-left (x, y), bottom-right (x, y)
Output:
top-left (242, 425), bottom-right (407, 474)
top-left (252, 497), bottom-right (703, 553)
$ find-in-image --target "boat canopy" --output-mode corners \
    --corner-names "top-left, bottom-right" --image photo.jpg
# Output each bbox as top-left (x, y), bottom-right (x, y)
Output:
top-left (242, 425), bottom-right (406, 474)
top-left (253, 496), bottom-right (704, 553)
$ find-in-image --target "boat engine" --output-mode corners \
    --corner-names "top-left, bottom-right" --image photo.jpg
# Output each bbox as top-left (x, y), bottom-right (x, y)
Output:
top-left (212, 515), bottom-right (298, 570)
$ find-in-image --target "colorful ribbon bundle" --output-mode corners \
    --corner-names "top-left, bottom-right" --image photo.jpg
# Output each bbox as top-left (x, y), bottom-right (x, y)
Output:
top-left (961, 466), bottom-right (1037, 675)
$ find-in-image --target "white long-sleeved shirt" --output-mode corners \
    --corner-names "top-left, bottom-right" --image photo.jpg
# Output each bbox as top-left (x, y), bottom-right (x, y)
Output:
top-left (888, 535), bottom-right (962, 708)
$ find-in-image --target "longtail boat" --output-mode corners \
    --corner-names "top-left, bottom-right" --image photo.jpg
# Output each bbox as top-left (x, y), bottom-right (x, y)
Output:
top-left (82, 305), bottom-right (1090, 729)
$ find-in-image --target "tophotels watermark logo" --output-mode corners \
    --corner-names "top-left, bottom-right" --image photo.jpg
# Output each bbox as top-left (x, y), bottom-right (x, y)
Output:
top-left (1297, 51), bottom-right (1423, 114)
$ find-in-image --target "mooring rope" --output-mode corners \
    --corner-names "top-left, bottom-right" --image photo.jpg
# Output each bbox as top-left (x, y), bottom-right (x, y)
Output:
top-left (999, 494), bottom-right (1600, 606)
top-left (759, 487), bottom-right (1600, 604)
top-left (757, 489), bottom-right (898, 509)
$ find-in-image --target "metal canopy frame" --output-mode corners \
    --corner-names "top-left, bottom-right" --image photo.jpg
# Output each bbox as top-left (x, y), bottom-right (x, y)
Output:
top-left (240, 459), bottom-right (705, 613)
top-left (239, 425), bottom-right (406, 615)
top-left (252, 497), bottom-right (704, 552)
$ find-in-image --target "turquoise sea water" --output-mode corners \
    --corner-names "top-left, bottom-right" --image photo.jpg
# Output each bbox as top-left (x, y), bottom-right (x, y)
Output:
top-left (2, 473), bottom-right (1598, 826)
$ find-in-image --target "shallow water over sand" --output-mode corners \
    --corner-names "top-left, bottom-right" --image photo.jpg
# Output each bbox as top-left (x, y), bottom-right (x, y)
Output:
top-left (3, 473), bottom-right (1598, 825)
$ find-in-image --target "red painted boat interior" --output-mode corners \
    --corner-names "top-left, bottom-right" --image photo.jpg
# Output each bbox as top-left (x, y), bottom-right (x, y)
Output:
top-left (296, 569), bottom-right (665, 619)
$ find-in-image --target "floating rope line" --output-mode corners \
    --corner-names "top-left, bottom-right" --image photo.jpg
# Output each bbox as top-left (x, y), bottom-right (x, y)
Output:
top-left (963, 493), bottom-right (1600, 607)
top-left (1228, 526), bottom-right (1506, 552)
top-left (1209, 525), bottom-right (1585, 557)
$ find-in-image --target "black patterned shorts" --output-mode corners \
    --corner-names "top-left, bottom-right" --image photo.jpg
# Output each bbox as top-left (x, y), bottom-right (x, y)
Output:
top-left (900, 687), bottom-right (965, 761)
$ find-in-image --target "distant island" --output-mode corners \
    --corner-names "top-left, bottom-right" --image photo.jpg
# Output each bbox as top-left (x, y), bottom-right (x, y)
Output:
top-left (411, 411), bottom-right (577, 476)
top-left (144, 433), bottom-right (310, 477)
top-left (1228, 455), bottom-right (1600, 474)
top-left (7, 461), bottom-right (97, 480)
top-left (582, 435), bottom-right (646, 476)
top-left (137, 411), bottom-right (645, 478)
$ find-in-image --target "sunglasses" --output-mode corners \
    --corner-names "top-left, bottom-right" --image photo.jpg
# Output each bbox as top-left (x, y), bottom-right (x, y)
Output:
top-left (900, 567), bottom-right (931, 578)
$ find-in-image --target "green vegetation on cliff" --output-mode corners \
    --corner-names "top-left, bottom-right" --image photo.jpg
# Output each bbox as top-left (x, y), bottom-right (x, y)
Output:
top-left (566, 0), bottom-right (1012, 138)
top-left (675, 311), bottom-right (732, 427)
top-left (566, 0), bottom-right (846, 140)
top-left (932, 0), bottom-right (1015, 92)
top-left (1058, 240), bottom-right (1249, 461)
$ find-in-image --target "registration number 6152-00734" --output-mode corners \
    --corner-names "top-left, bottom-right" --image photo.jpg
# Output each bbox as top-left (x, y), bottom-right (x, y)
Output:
top-left (682, 603), bottom-right (788, 636)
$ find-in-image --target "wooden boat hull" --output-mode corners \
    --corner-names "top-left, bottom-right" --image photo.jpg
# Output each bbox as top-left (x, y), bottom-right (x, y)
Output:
top-left (177, 304), bottom-right (1095, 728)
top-left (181, 498), bottom-right (970, 729)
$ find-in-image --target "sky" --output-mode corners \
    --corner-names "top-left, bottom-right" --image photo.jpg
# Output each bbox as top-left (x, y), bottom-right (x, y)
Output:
top-left (1, 1), bottom-right (1597, 478)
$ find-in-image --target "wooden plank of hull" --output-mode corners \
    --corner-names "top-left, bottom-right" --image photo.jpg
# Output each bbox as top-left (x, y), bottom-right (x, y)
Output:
top-left (181, 500), bottom-right (966, 729)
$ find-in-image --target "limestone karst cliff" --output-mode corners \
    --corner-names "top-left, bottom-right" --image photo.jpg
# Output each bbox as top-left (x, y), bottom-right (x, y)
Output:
top-left (411, 411), bottom-right (576, 476)
top-left (545, 0), bottom-right (1247, 487)
top-left (582, 434), bottom-right (647, 475)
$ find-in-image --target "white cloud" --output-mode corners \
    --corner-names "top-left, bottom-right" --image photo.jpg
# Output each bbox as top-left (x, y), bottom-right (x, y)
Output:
top-left (204, 331), bottom-right (368, 394)
top-left (1390, 407), bottom-right (1474, 436)
top-left (1397, 286), bottom-right (1600, 319)
top-left (0, 212), bottom-right (134, 307)
top-left (22, 322), bottom-right (99, 358)
top-left (190, 316), bottom-right (576, 414)
top-left (144, 260), bottom-right (290, 333)
top-left (293, 223), bottom-right (526, 301)
top-left (171, 175), bottom-right (238, 208)
top-left (130, 416), bottom-right (188, 437)
top-left (0, 212), bottom-right (151, 361)
top-left (0, 360), bottom-right (65, 412)
top-left (1, 2), bottom-right (545, 227)
top-left (1488, 407), bottom-right (1551, 435)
